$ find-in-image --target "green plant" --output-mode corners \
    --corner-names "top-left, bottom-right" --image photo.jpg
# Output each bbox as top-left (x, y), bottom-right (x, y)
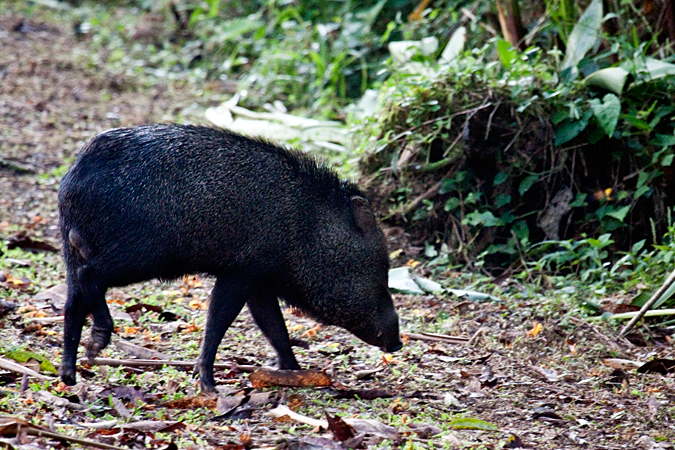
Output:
top-left (352, 0), bottom-right (675, 271)
top-left (526, 233), bottom-right (614, 282)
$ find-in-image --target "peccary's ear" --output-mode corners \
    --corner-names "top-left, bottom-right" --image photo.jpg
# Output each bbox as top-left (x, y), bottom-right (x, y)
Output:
top-left (351, 196), bottom-right (377, 235)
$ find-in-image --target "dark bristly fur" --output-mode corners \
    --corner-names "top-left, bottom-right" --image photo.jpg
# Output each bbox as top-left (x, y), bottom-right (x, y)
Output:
top-left (58, 124), bottom-right (401, 392)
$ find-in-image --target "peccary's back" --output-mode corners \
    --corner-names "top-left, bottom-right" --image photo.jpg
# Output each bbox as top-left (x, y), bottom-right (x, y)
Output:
top-left (58, 125), bottom-right (360, 285)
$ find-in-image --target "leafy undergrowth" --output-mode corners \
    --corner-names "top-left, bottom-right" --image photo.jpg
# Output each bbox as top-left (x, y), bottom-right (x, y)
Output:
top-left (1, 6), bottom-right (674, 450)
top-left (355, 0), bottom-right (675, 272)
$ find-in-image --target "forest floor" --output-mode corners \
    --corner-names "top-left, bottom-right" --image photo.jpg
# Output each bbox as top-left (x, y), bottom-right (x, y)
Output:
top-left (0, 6), bottom-right (674, 450)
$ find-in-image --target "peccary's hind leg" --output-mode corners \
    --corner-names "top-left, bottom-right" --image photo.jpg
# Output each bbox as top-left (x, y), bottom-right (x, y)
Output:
top-left (61, 271), bottom-right (87, 386)
top-left (196, 276), bottom-right (249, 393)
top-left (86, 272), bottom-right (114, 360)
top-left (60, 266), bottom-right (110, 385)
top-left (247, 292), bottom-right (300, 370)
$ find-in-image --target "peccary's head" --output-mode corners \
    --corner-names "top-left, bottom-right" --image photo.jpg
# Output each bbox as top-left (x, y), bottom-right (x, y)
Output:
top-left (297, 195), bottom-right (402, 353)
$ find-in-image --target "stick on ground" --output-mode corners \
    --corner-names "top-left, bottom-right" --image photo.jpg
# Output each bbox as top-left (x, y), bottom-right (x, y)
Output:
top-left (620, 267), bottom-right (675, 336)
top-left (81, 358), bottom-right (258, 372)
top-left (405, 332), bottom-right (469, 344)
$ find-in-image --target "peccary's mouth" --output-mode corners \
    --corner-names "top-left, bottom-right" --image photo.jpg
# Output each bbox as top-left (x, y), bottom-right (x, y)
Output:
top-left (351, 326), bottom-right (402, 353)
top-left (382, 341), bottom-right (403, 353)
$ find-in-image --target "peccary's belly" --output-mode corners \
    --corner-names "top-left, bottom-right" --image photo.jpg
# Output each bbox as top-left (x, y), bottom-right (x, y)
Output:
top-left (84, 222), bottom-right (283, 288)
top-left (61, 184), bottom-right (285, 286)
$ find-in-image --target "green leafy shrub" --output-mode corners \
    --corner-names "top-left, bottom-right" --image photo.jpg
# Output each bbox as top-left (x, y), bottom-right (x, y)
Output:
top-left (355, 2), bottom-right (675, 271)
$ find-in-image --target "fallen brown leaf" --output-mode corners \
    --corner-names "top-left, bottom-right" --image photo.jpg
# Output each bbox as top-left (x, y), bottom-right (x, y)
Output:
top-left (504, 433), bottom-right (526, 448)
top-left (326, 412), bottom-right (356, 441)
top-left (216, 395), bottom-right (246, 414)
top-left (0, 299), bottom-right (17, 317)
top-left (121, 420), bottom-right (185, 432)
top-left (637, 358), bottom-right (675, 375)
top-left (5, 232), bottom-right (58, 252)
top-left (530, 365), bottom-right (559, 382)
top-left (353, 367), bottom-right (384, 380)
top-left (408, 422), bottom-right (441, 439)
top-left (248, 368), bottom-right (331, 388)
top-left (301, 325), bottom-right (321, 338)
top-left (163, 394), bottom-right (217, 410)
top-left (33, 390), bottom-right (84, 411)
top-left (2, 273), bottom-right (32, 291)
top-left (33, 283), bottom-right (67, 307)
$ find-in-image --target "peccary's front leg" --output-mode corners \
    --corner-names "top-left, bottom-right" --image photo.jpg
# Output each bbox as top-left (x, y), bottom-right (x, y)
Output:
top-left (197, 276), bottom-right (249, 393)
top-left (247, 292), bottom-right (300, 370)
top-left (61, 267), bottom-right (111, 385)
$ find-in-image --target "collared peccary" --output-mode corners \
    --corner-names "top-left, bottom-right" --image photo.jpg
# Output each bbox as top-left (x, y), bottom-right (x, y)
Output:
top-left (58, 124), bottom-right (401, 391)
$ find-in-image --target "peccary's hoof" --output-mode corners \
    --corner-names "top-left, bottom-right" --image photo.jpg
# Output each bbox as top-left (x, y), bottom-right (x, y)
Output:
top-left (278, 360), bottom-right (301, 371)
top-left (199, 371), bottom-right (217, 393)
top-left (86, 325), bottom-right (112, 359)
top-left (200, 379), bottom-right (217, 393)
top-left (195, 361), bottom-right (217, 393)
top-left (60, 367), bottom-right (76, 386)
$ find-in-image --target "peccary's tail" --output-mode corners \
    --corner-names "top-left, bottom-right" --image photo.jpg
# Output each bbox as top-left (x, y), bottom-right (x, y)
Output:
top-left (67, 228), bottom-right (94, 261)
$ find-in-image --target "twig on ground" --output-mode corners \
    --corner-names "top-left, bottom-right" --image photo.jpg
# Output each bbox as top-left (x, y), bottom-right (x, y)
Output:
top-left (467, 327), bottom-right (486, 346)
top-left (81, 358), bottom-right (257, 372)
top-left (114, 340), bottom-right (173, 360)
top-left (405, 332), bottom-right (469, 345)
top-left (0, 357), bottom-right (48, 380)
top-left (621, 268), bottom-right (675, 336)
top-left (24, 317), bottom-right (64, 324)
top-left (0, 416), bottom-right (126, 450)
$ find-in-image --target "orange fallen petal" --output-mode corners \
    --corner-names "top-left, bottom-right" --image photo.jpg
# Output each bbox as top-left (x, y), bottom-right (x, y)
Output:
top-left (301, 326), bottom-right (321, 338)
top-left (527, 321), bottom-right (543, 338)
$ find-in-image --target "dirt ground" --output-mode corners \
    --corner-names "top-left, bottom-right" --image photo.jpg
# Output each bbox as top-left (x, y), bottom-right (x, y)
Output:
top-left (1, 7), bottom-right (674, 450)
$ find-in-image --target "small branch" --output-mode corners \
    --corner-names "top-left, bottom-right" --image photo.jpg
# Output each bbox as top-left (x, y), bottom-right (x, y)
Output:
top-left (620, 268), bottom-right (675, 336)
top-left (461, 7), bottom-right (497, 35)
top-left (0, 357), bottom-right (48, 380)
top-left (403, 181), bottom-right (442, 215)
top-left (0, 417), bottom-right (126, 450)
top-left (383, 180), bottom-right (443, 220)
top-left (441, 126), bottom-right (468, 159)
top-left (390, 103), bottom-right (493, 142)
top-left (484, 98), bottom-right (502, 141)
top-left (0, 158), bottom-right (37, 173)
top-left (114, 340), bottom-right (172, 360)
top-left (30, 428), bottom-right (127, 450)
top-left (502, 124), bottom-right (524, 153)
top-left (467, 327), bottom-right (486, 346)
top-left (82, 358), bottom-right (257, 372)
top-left (415, 157), bottom-right (455, 174)
top-left (25, 317), bottom-right (64, 324)
top-left (405, 332), bottom-right (469, 345)
top-left (609, 309), bottom-right (675, 321)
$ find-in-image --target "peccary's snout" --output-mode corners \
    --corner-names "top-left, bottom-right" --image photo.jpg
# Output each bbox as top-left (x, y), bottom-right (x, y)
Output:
top-left (383, 336), bottom-right (403, 353)
top-left (379, 309), bottom-right (403, 352)
top-left (352, 306), bottom-right (402, 353)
